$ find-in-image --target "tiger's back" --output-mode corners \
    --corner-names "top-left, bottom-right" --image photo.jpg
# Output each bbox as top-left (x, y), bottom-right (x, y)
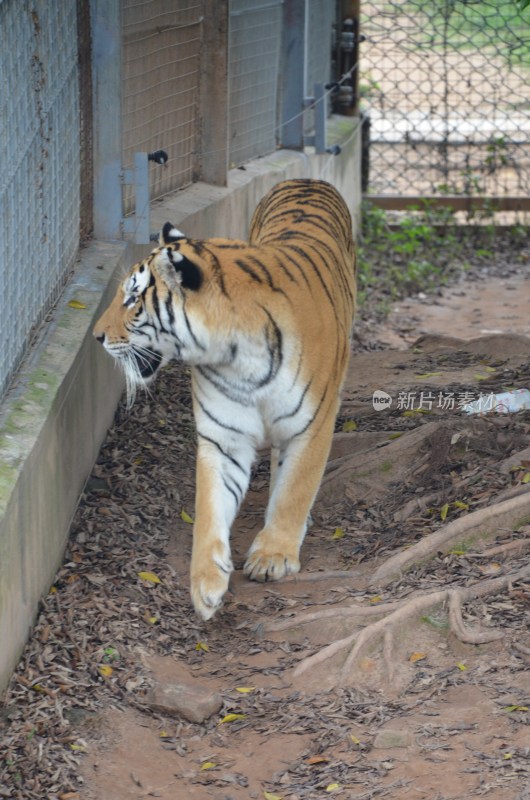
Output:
top-left (94, 178), bottom-right (356, 620)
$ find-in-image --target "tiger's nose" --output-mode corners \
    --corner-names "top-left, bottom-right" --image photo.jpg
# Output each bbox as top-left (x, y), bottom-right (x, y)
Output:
top-left (94, 332), bottom-right (105, 344)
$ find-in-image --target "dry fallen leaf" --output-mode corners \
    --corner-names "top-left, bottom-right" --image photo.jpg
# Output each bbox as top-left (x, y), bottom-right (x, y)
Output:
top-left (180, 510), bottom-right (194, 524)
top-left (219, 713), bottom-right (246, 724)
top-left (195, 641), bottom-right (209, 652)
top-left (409, 652), bottom-right (427, 663)
top-left (332, 527), bottom-right (345, 539)
top-left (263, 792), bottom-right (283, 800)
top-left (235, 687), bottom-right (255, 693)
top-left (305, 755), bottom-right (330, 765)
top-left (342, 419), bottom-right (357, 432)
top-left (67, 299), bottom-right (87, 309)
top-left (137, 571), bottom-right (161, 585)
top-left (98, 665), bottom-right (113, 678)
top-left (200, 761), bottom-right (217, 770)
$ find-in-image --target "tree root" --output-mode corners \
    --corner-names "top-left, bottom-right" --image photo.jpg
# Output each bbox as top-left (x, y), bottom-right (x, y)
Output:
top-left (290, 564), bottom-right (530, 682)
top-left (370, 493), bottom-right (530, 589)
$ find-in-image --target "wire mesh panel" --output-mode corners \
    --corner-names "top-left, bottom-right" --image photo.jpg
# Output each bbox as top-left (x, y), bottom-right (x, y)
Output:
top-left (304, 0), bottom-right (336, 134)
top-left (228, 0), bottom-right (283, 167)
top-left (122, 1), bottom-right (202, 209)
top-left (0, 0), bottom-right (80, 398)
top-left (360, 0), bottom-right (530, 199)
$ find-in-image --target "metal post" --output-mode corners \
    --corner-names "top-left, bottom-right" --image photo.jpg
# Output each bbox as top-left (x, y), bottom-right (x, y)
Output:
top-left (279, 0), bottom-right (306, 150)
top-left (90, 0), bottom-right (123, 240)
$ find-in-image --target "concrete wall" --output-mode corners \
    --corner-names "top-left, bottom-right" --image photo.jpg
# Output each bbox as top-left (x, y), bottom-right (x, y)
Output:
top-left (0, 118), bottom-right (361, 690)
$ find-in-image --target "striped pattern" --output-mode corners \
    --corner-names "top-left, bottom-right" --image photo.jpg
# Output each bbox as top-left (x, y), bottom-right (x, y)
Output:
top-left (94, 179), bottom-right (356, 620)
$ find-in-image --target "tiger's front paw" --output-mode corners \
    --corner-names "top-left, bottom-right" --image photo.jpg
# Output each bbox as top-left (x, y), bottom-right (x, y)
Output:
top-left (190, 556), bottom-right (232, 621)
top-left (243, 547), bottom-right (300, 583)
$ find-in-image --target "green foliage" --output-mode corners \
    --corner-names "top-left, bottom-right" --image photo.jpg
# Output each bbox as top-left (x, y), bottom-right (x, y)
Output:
top-left (356, 199), bottom-right (528, 320)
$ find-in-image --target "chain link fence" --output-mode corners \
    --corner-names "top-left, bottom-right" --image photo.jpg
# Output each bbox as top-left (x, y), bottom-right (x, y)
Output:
top-left (360, 0), bottom-right (530, 204)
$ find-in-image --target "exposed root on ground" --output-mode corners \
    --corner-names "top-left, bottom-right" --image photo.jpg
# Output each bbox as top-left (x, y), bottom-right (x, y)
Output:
top-left (370, 493), bottom-right (530, 588)
top-left (280, 564), bottom-right (530, 683)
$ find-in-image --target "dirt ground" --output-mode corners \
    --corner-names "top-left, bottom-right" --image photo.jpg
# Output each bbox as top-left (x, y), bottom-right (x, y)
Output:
top-left (1, 265), bottom-right (529, 800)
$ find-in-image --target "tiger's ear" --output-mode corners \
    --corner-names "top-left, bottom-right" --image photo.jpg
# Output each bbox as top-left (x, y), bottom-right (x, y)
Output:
top-left (160, 222), bottom-right (186, 246)
top-left (156, 247), bottom-right (202, 291)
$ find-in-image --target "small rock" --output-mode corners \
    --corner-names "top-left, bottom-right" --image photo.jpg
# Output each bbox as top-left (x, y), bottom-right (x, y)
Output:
top-left (146, 680), bottom-right (223, 723)
top-left (373, 729), bottom-right (411, 749)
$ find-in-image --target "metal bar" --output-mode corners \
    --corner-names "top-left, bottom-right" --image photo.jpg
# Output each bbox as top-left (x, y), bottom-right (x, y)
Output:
top-left (365, 195), bottom-right (530, 212)
top-left (90, 0), bottom-right (123, 240)
top-left (313, 82), bottom-right (327, 154)
top-left (279, 0), bottom-right (306, 150)
top-left (132, 152), bottom-right (150, 244)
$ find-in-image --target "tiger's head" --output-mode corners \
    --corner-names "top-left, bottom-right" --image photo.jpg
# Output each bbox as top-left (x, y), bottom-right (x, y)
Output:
top-left (93, 223), bottom-right (208, 405)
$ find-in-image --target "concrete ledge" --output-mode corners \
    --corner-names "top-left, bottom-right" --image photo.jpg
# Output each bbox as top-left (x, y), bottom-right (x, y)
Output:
top-left (0, 118), bottom-right (361, 690)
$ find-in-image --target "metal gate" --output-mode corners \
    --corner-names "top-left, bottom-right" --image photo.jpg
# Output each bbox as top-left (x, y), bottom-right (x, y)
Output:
top-left (360, 0), bottom-right (530, 211)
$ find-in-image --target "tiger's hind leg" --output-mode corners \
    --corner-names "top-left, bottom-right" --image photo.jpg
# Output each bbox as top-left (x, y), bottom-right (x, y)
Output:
top-left (244, 412), bottom-right (336, 582)
top-left (190, 435), bottom-right (254, 620)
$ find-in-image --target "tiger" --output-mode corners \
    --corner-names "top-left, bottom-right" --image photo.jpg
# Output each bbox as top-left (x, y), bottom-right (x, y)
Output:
top-left (94, 178), bottom-right (356, 621)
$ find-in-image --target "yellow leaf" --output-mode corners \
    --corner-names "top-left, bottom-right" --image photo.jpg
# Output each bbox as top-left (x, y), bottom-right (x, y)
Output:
top-left (49, 585), bottom-right (58, 594)
top-left (195, 641), bottom-right (209, 652)
top-left (474, 373), bottom-right (490, 381)
top-left (180, 509), bottom-right (194, 524)
top-left (200, 761), bottom-right (217, 770)
top-left (409, 652), bottom-right (427, 663)
top-left (484, 366), bottom-right (497, 373)
top-left (137, 571), bottom-right (161, 584)
top-left (387, 432), bottom-right (403, 440)
top-left (342, 419), bottom-right (357, 432)
top-left (264, 793), bottom-right (283, 800)
top-left (98, 665), bottom-right (113, 678)
top-left (522, 472), bottom-right (530, 484)
top-left (456, 663), bottom-right (467, 671)
top-left (402, 408), bottom-right (430, 417)
top-left (503, 753), bottom-right (513, 760)
top-left (452, 500), bottom-right (469, 510)
top-left (68, 299), bottom-right (87, 309)
top-left (159, 731), bottom-right (170, 738)
top-left (504, 705), bottom-right (528, 712)
top-left (147, 615), bottom-right (158, 624)
top-left (69, 743), bottom-right (87, 752)
top-left (440, 503), bottom-right (449, 521)
top-left (369, 595), bottom-right (382, 604)
top-left (326, 784), bottom-right (341, 793)
top-left (415, 372), bottom-right (441, 378)
top-left (332, 527), bottom-right (345, 539)
top-left (350, 734), bottom-right (362, 745)
top-left (235, 687), bottom-right (255, 693)
top-left (219, 713), bottom-right (246, 724)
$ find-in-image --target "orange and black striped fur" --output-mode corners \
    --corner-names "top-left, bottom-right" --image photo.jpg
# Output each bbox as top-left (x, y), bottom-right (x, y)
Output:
top-left (94, 179), bottom-right (356, 620)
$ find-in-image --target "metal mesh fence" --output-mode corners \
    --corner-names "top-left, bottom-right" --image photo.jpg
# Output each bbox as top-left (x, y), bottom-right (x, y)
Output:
top-left (0, 0), bottom-right (80, 398)
top-left (360, 0), bottom-right (530, 200)
top-left (304, 0), bottom-right (336, 135)
top-left (228, 0), bottom-right (283, 167)
top-left (122, 0), bottom-right (202, 209)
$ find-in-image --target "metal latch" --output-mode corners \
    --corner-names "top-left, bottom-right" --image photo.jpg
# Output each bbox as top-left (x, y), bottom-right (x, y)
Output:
top-left (121, 150), bottom-right (168, 244)
top-left (304, 83), bottom-right (341, 155)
